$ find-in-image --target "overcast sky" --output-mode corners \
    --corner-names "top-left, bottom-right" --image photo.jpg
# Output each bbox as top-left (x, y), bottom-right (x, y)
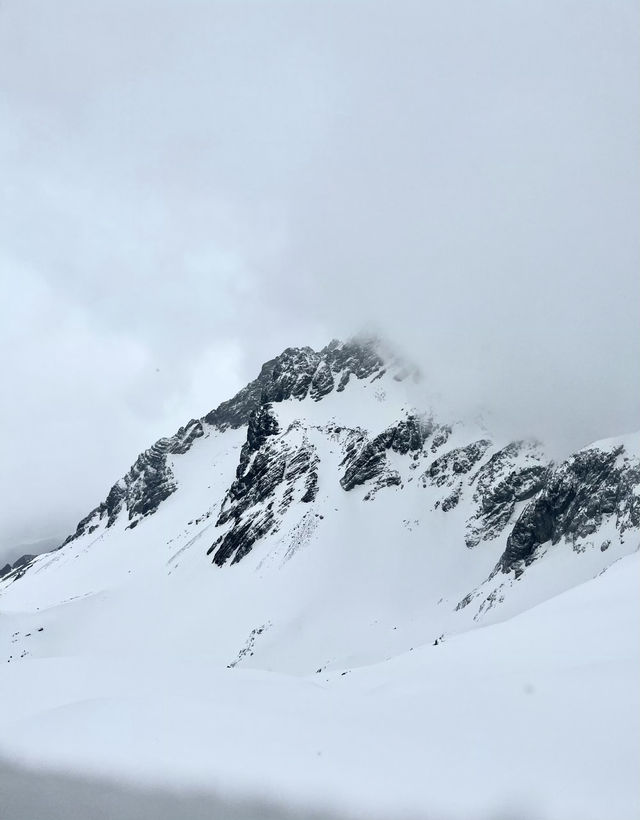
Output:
top-left (0, 0), bottom-right (638, 557)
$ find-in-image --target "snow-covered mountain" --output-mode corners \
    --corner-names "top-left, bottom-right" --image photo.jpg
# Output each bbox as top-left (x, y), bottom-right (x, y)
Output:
top-left (1, 338), bottom-right (639, 820)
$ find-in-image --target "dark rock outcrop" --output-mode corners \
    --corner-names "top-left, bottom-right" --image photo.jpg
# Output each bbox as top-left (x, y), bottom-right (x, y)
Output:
top-left (430, 426), bottom-right (451, 453)
top-left (424, 440), bottom-right (491, 489)
top-left (63, 419), bottom-right (205, 544)
top-left (441, 486), bottom-right (462, 512)
top-left (340, 415), bottom-right (431, 492)
top-left (11, 554), bottom-right (35, 569)
top-left (0, 553), bottom-right (37, 582)
top-left (216, 405), bottom-right (283, 529)
top-left (498, 443), bottom-right (640, 573)
top-left (340, 432), bottom-right (390, 492)
top-left (205, 339), bottom-right (386, 429)
top-left (309, 360), bottom-right (335, 401)
top-left (389, 416), bottom-right (434, 455)
top-left (209, 410), bottom-right (320, 566)
top-left (464, 442), bottom-right (549, 548)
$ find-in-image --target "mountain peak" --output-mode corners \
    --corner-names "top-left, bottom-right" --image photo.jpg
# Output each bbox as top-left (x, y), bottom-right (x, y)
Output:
top-left (9, 335), bottom-right (637, 643)
top-left (203, 336), bottom-right (390, 430)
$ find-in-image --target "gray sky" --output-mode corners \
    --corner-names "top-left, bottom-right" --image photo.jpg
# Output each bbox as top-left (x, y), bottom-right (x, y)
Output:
top-left (1, 0), bottom-right (638, 557)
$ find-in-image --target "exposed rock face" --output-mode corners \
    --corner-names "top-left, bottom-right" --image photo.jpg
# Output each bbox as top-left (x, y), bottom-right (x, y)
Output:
top-left (441, 486), bottom-right (462, 512)
top-left (498, 443), bottom-right (640, 573)
top-left (418, 438), bottom-right (550, 541)
top-left (340, 415), bottom-right (431, 492)
top-left (464, 442), bottom-right (549, 548)
top-left (217, 404), bottom-right (283, 528)
top-left (11, 554), bottom-right (35, 569)
top-left (309, 360), bottom-right (335, 401)
top-left (340, 431), bottom-right (391, 492)
top-left (429, 426), bottom-right (451, 453)
top-left (0, 553), bottom-right (37, 582)
top-left (389, 416), bottom-right (434, 455)
top-left (208, 409), bottom-right (320, 566)
top-left (204, 339), bottom-right (386, 429)
top-left (63, 419), bottom-right (205, 544)
top-left (424, 440), bottom-right (491, 489)
top-left (206, 347), bottom-right (319, 429)
top-left (235, 403), bottom-right (281, 480)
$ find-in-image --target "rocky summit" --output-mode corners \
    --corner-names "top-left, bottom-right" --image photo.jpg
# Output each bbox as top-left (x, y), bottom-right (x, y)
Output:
top-left (7, 336), bottom-right (638, 621)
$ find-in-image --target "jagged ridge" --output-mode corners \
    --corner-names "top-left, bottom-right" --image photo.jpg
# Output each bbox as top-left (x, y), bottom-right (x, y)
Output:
top-left (62, 338), bottom-right (387, 546)
top-left (52, 335), bottom-right (640, 597)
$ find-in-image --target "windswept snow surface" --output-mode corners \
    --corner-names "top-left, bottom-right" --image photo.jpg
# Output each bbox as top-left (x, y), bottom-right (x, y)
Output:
top-left (1, 554), bottom-right (638, 820)
top-left (1, 352), bottom-right (638, 819)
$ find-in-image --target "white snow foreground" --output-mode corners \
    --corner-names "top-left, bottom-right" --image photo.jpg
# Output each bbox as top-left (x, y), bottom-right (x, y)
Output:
top-left (1, 557), bottom-right (638, 820)
top-left (1, 343), bottom-right (638, 819)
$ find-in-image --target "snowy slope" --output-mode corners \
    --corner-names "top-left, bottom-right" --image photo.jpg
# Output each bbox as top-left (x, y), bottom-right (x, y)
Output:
top-left (1, 554), bottom-right (638, 820)
top-left (1, 338), bottom-right (638, 819)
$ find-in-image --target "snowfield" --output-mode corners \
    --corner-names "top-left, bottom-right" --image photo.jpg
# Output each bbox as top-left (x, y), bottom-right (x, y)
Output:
top-left (1, 554), bottom-right (638, 820)
top-left (1, 342), bottom-right (638, 819)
